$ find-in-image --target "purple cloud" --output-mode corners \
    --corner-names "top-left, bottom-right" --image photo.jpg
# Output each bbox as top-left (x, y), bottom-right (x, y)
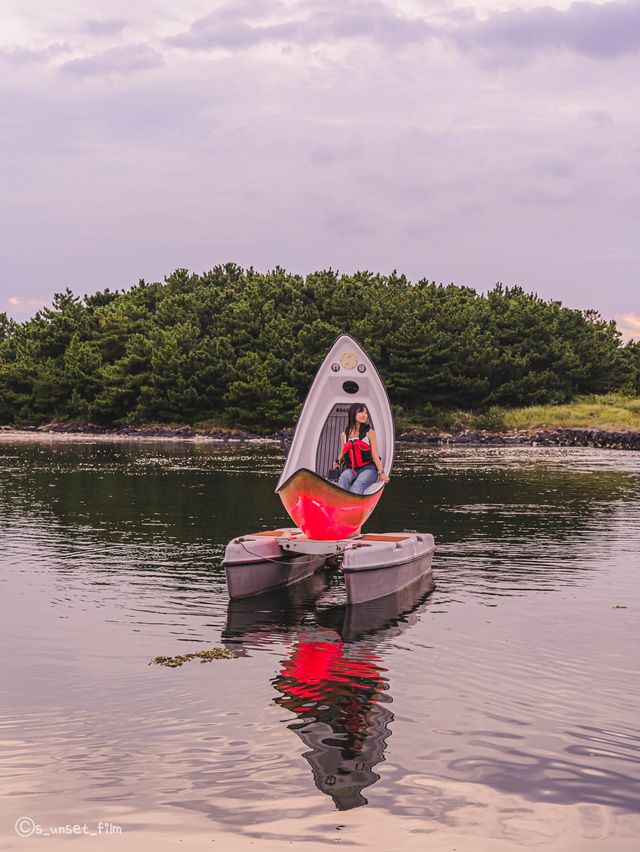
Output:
top-left (0, 43), bottom-right (71, 65)
top-left (582, 109), bottom-right (614, 128)
top-left (531, 158), bottom-right (575, 179)
top-left (452, 1), bottom-right (640, 62)
top-left (81, 19), bottom-right (128, 38)
top-left (311, 143), bottom-right (361, 165)
top-left (167, 0), bottom-right (432, 50)
top-left (166, 0), bottom-right (640, 62)
top-left (215, 0), bottom-right (284, 17)
top-left (60, 44), bottom-right (164, 77)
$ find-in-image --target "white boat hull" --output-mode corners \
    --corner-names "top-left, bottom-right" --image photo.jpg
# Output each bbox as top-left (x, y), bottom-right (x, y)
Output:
top-left (225, 553), bottom-right (326, 599)
top-left (223, 529), bottom-right (435, 603)
top-left (223, 529), bottom-right (325, 599)
top-left (342, 533), bottom-right (435, 605)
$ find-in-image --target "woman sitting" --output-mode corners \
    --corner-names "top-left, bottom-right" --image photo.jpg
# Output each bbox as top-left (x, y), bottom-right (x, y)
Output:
top-left (333, 403), bottom-right (390, 493)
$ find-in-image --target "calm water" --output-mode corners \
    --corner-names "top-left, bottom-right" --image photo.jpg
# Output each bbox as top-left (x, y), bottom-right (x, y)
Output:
top-left (1, 437), bottom-right (639, 851)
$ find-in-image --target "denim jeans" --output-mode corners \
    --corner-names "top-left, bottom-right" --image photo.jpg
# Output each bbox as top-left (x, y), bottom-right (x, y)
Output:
top-left (337, 463), bottom-right (378, 494)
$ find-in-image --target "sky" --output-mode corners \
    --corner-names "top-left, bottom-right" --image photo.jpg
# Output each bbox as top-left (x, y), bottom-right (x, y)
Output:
top-left (1, 0), bottom-right (639, 339)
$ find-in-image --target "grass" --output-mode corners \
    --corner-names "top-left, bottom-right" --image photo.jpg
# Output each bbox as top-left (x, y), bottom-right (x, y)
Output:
top-left (396, 394), bottom-right (640, 433)
top-left (501, 394), bottom-right (640, 432)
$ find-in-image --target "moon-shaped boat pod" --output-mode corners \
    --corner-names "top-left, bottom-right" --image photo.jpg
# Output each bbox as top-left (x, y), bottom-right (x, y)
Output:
top-left (276, 335), bottom-right (394, 540)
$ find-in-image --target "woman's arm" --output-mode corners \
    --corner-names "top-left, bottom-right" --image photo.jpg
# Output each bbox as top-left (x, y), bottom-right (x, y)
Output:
top-left (368, 430), bottom-right (390, 482)
top-left (333, 432), bottom-right (346, 469)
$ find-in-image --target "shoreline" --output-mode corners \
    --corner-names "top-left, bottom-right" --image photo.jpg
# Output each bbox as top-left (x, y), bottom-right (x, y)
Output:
top-left (1, 423), bottom-right (640, 450)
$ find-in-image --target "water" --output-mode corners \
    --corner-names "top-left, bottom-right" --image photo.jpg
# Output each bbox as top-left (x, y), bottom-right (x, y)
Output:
top-left (1, 437), bottom-right (639, 851)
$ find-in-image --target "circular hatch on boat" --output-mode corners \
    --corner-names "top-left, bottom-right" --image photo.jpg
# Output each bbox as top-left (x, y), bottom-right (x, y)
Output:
top-left (342, 381), bottom-right (360, 394)
top-left (340, 352), bottom-right (358, 370)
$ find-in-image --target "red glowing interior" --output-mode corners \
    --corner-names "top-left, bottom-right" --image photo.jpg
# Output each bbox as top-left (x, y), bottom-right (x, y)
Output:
top-left (279, 479), bottom-right (383, 540)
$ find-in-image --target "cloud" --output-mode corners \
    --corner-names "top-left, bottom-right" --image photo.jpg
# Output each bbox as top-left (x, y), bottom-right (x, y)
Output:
top-left (81, 18), bottom-right (128, 38)
top-left (166, 0), bottom-right (432, 50)
top-left (581, 109), bottom-right (614, 128)
top-left (1, 1), bottom-right (638, 326)
top-left (310, 143), bottom-right (361, 165)
top-left (60, 44), bottom-right (164, 77)
top-left (0, 43), bottom-right (71, 65)
top-left (530, 158), bottom-right (575, 179)
top-left (165, 0), bottom-right (640, 63)
top-left (617, 311), bottom-right (640, 341)
top-left (451, 0), bottom-right (640, 63)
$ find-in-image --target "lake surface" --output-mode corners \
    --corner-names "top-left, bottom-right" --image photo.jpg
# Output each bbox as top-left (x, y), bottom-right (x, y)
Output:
top-left (1, 437), bottom-right (639, 851)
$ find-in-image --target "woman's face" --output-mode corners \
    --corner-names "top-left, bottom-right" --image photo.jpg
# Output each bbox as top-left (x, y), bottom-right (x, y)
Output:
top-left (355, 407), bottom-right (369, 424)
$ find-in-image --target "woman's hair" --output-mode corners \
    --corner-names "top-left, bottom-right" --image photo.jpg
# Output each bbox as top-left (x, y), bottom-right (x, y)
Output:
top-left (346, 403), bottom-right (370, 439)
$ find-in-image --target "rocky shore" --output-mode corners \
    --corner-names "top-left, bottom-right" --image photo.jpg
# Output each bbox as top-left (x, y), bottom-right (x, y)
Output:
top-left (1, 422), bottom-right (639, 450)
top-left (396, 426), bottom-right (640, 451)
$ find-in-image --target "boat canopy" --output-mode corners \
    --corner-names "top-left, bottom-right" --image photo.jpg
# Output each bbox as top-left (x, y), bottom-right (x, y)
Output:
top-left (277, 334), bottom-right (394, 493)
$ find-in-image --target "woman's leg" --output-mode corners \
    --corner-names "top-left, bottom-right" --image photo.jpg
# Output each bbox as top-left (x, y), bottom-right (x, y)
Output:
top-left (350, 465), bottom-right (378, 494)
top-left (337, 468), bottom-right (357, 491)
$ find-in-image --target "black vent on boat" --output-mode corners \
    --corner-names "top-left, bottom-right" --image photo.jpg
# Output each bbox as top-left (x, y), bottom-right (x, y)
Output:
top-left (342, 381), bottom-right (359, 394)
top-left (315, 404), bottom-right (374, 479)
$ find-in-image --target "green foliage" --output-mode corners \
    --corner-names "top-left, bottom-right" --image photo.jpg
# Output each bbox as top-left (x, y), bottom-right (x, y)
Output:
top-left (224, 352), bottom-right (299, 433)
top-left (623, 340), bottom-right (640, 395)
top-left (0, 266), bottom-right (636, 430)
top-left (474, 406), bottom-right (508, 432)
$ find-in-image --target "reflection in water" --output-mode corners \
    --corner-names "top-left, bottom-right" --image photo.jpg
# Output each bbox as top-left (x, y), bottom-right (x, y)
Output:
top-left (226, 573), bottom-right (434, 810)
top-left (223, 572), bottom-right (332, 641)
top-left (274, 634), bottom-right (392, 811)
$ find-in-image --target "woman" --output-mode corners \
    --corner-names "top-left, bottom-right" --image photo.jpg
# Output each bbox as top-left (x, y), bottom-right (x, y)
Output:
top-left (333, 403), bottom-right (390, 494)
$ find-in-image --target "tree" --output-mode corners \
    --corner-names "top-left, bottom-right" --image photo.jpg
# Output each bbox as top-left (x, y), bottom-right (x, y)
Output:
top-left (0, 266), bottom-right (635, 429)
top-left (223, 352), bottom-right (299, 433)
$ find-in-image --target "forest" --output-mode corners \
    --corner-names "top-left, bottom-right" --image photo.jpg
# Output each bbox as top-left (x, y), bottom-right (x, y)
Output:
top-left (1, 264), bottom-right (638, 433)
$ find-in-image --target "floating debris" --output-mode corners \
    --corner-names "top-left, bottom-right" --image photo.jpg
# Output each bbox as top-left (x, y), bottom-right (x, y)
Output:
top-left (149, 647), bottom-right (246, 667)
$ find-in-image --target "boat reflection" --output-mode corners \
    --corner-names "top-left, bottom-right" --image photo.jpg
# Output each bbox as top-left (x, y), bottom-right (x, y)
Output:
top-left (223, 571), bottom-right (332, 642)
top-left (318, 571), bottom-right (435, 641)
top-left (273, 629), bottom-right (392, 810)
top-left (224, 573), bottom-right (434, 810)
